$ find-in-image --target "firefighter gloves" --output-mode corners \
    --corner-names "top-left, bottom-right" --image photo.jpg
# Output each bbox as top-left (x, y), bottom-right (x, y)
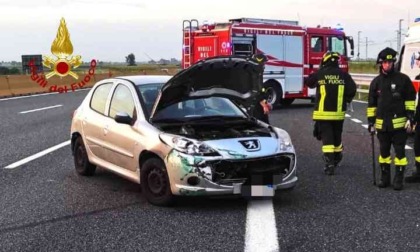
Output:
top-left (313, 121), bottom-right (322, 141)
top-left (368, 123), bottom-right (376, 135)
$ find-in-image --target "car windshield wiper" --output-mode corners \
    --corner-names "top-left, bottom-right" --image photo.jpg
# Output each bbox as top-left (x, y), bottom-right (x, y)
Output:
top-left (150, 118), bottom-right (187, 124)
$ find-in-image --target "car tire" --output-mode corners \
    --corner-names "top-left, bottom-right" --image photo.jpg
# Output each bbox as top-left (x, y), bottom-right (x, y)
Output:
top-left (73, 137), bottom-right (96, 176)
top-left (141, 158), bottom-right (175, 206)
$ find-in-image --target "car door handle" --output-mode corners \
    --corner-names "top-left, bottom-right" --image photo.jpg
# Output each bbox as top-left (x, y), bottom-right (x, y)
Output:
top-left (103, 125), bottom-right (109, 135)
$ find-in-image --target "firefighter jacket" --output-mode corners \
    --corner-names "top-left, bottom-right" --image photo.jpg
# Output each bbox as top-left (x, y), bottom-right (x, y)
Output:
top-left (306, 66), bottom-right (357, 121)
top-left (367, 71), bottom-right (416, 131)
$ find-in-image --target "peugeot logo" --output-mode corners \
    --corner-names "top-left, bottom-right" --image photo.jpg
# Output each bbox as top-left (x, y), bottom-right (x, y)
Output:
top-left (239, 139), bottom-right (261, 151)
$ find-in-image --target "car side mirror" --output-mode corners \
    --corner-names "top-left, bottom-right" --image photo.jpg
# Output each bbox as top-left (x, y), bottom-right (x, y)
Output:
top-left (114, 112), bottom-right (133, 125)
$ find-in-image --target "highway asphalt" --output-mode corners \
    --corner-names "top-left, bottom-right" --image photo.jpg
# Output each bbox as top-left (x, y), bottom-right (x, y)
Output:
top-left (1, 91), bottom-right (420, 251)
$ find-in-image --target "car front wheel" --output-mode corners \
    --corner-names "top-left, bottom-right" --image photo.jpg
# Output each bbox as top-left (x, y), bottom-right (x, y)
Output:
top-left (73, 137), bottom-right (96, 176)
top-left (141, 158), bottom-right (175, 206)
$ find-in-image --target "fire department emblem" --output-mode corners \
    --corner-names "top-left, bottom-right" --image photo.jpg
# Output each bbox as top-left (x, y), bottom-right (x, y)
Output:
top-left (43, 18), bottom-right (82, 79)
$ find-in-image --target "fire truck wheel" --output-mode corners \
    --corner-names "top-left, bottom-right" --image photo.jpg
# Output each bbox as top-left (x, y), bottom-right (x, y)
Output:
top-left (264, 81), bottom-right (282, 106)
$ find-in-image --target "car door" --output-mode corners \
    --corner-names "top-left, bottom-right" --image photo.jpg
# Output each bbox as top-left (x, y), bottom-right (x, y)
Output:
top-left (82, 82), bottom-right (113, 161)
top-left (102, 82), bottom-right (140, 171)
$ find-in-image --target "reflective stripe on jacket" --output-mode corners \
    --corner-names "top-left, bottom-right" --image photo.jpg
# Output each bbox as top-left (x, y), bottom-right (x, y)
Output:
top-left (306, 66), bottom-right (357, 121)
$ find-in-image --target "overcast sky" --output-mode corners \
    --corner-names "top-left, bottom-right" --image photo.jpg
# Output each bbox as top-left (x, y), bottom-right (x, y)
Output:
top-left (0, 0), bottom-right (418, 62)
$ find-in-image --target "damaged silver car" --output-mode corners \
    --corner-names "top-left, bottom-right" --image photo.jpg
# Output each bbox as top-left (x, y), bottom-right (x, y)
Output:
top-left (70, 56), bottom-right (297, 206)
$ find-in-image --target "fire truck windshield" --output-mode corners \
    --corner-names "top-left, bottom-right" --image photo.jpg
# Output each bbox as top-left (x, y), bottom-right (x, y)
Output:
top-left (327, 36), bottom-right (345, 55)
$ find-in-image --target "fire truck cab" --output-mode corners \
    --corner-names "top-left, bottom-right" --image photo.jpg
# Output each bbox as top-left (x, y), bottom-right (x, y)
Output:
top-left (397, 18), bottom-right (420, 93)
top-left (182, 18), bottom-right (354, 106)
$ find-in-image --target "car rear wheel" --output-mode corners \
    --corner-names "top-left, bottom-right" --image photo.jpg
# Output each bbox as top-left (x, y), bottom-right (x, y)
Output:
top-left (73, 137), bottom-right (96, 176)
top-left (141, 158), bottom-right (175, 206)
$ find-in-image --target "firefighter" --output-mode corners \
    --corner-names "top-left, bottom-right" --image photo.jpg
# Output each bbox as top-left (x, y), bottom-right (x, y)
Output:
top-left (248, 54), bottom-right (272, 124)
top-left (367, 47), bottom-right (416, 190)
top-left (251, 88), bottom-right (271, 124)
top-left (405, 92), bottom-right (420, 183)
top-left (405, 53), bottom-right (420, 183)
top-left (306, 51), bottom-right (357, 175)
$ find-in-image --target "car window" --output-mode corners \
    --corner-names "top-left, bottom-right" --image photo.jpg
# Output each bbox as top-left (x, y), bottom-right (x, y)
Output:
top-left (90, 83), bottom-right (113, 115)
top-left (153, 97), bottom-right (246, 119)
top-left (311, 36), bottom-right (323, 52)
top-left (137, 83), bottom-right (164, 115)
top-left (109, 84), bottom-right (135, 119)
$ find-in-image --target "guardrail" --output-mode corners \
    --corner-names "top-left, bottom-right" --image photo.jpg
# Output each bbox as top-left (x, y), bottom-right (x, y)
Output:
top-left (350, 73), bottom-right (375, 100)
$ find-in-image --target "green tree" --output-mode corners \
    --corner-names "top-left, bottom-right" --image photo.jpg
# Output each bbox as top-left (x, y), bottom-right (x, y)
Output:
top-left (125, 53), bottom-right (136, 66)
top-left (9, 67), bottom-right (20, 74)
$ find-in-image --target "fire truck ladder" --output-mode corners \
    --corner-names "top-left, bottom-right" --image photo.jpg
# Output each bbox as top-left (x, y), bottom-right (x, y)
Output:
top-left (182, 19), bottom-right (199, 69)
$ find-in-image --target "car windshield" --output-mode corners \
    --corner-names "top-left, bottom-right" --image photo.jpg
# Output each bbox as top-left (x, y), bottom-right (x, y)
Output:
top-left (152, 97), bottom-right (247, 122)
top-left (136, 83), bottom-right (165, 115)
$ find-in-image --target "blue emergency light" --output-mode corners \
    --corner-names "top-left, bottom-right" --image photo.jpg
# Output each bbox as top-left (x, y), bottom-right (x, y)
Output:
top-left (415, 17), bottom-right (420, 23)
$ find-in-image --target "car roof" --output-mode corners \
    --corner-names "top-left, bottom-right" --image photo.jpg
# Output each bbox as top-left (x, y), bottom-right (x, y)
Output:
top-left (114, 75), bottom-right (172, 86)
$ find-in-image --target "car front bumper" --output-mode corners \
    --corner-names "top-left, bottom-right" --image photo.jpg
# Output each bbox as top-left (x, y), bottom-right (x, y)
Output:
top-left (165, 149), bottom-right (297, 196)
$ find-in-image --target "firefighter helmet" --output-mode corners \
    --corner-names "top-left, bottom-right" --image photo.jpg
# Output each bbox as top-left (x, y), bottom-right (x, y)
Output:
top-left (251, 54), bottom-right (268, 65)
top-left (377, 47), bottom-right (397, 64)
top-left (321, 51), bottom-right (340, 67)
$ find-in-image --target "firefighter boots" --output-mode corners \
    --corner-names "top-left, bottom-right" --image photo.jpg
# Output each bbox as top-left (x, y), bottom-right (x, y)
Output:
top-left (334, 152), bottom-right (343, 167)
top-left (378, 164), bottom-right (391, 188)
top-left (323, 154), bottom-right (335, 175)
top-left (404, 162), bottom-right (420, 183)
top-left (393, 166), bottom-right (405, 191)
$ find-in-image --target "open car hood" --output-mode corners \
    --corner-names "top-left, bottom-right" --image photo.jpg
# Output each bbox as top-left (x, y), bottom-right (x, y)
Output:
top-left (150, 56), bottom-right (264, 119)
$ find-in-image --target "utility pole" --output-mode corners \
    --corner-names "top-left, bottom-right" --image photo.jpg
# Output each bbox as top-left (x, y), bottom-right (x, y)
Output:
top-left (365, 37), bottom-right (374, 60)
top-left (366, 37), bottom-right (368, 60)
top-left (357, 31), bottom-right (362, 60)
top-left (397, 19), bottom-right (404, 51)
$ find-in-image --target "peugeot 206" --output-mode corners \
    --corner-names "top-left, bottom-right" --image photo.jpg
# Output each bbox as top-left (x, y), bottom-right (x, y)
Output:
top-left (70, 56), bottom-right (297, 206)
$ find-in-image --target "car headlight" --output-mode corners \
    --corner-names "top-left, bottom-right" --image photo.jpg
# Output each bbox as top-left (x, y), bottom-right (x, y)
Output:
top-left (159, 134), bottom-right (220, 156)
top-left (273, 128), bottom-right (294, 152)
top-left (279, 140), bottom-right (293, 151)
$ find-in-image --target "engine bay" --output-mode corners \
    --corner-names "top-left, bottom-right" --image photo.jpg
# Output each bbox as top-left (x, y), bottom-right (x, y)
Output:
top-left (160, 121), bottom-right (273, 140)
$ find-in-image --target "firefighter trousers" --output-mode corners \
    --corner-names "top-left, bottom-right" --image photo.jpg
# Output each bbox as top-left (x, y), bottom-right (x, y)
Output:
top-left (318, 120), bottom-right (344, 165)
top-left (377, 129), bottom-right (407, 166)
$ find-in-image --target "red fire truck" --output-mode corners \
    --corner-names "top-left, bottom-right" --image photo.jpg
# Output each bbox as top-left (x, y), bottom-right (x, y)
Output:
top-left (182, 18), bottom-right (354, 106)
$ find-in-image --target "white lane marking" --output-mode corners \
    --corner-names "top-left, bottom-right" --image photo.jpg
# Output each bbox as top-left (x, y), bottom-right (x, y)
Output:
top-left (352, 100), bottom-right (368, 104)
top-left (4, 140), bottom-right (70, 169)
top-left (0, 88), bottom-right (90, 101)
top-left (245, 199), bottom-right (279, 252)
top-left (351, 118), bottom-right (362, 123)
top-left (362, 124), bottom-right (368, 129)
top-left (345, 114), bottom-right (351, 118)
top-left (19, 105), bottom-right (63, 114)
